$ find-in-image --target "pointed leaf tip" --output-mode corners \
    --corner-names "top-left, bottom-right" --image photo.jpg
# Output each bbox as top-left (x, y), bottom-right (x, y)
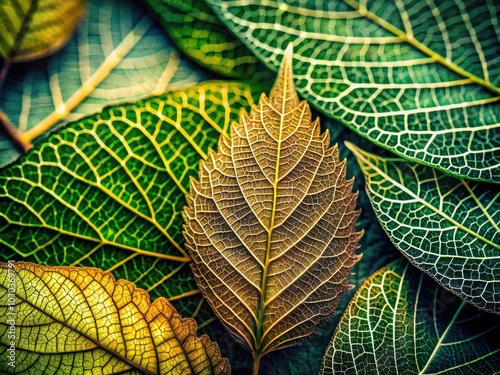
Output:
top-left (269, 43), bottom-right (299, 108)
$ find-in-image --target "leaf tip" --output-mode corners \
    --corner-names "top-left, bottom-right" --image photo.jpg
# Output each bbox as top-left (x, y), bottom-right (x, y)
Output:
top-left (269, 42), bottom-right (299, 106)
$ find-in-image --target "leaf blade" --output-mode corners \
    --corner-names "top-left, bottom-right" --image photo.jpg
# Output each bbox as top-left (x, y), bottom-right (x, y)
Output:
top-left (205, 0), bottom-right (500, 182)
top-left (0, 262), bottom-right (229, 374)
top-left (184, 46), bottom-right (361, 365)
top-left (320, 259), bottom-right (500, 374)
top-left (346, 141), bottom-right (500, 313)
top-left (0, 81), bottom-right (260, 323)
top-left (0, 0), bottom-right (208, 166)
top-left (0, 0), bottom-right (85, 62)
top-left (143, 0), bottom-right (273, 81)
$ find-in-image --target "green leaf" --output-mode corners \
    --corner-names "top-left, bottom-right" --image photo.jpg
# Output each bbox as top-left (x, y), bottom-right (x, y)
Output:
top-left (346, 141), bottom-right (500, 313)
top-left (0, 0), bottom-right (85, 62)
top-left (0, 262), bottom-right (229, 374)
top-left (0, 0), bottom-right (208, 167)
top-left (205, 0), bottom-right (500, 182)
top-left (320, 258), bottom-right (500, 374)
top-left (0, 81), bottom-right (259, 326)
top-left (143, 0), bottom-right (274, 81)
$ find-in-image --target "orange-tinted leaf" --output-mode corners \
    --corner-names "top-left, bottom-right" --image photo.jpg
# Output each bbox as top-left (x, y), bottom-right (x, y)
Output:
top-left (0, 262), bottom-right (229, 374)
top-left (184, 45), bottom-right (361, 372)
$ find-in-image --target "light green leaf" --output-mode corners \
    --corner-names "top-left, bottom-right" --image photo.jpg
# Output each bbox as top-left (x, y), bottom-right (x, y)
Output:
top-left (346, 141), bottom-right (500, 313)
top-left (0, 81), bottom-right (259, 325)
top-left (205, 0), bottom-right (500, 182)
top-left (0, 0), bottom-right (85, 62)
top-left (320, 258), bottom-right (500, 374)
top-left (0, 0), bottom-right (208, 167)
top-left (144, 0), bottom-right (273, 81)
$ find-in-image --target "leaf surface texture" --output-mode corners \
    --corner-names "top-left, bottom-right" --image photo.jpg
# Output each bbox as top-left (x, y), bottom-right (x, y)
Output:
top-left (205, 0), bottom-right (500, 182)
top-left (347, 142), bottom-right (500, 313)
top-left (0, 0), bottom-right (85, 61)
top-left (184, 47), bottom-right (361, 362)
top-left (320, 259), bottom-right (500, 374)
top-left (0, 0), bottom-right (207, 167)
top-left (0, 81), bottom-right (259, 324)
top-left (0, 262), bottom-right (229, 374)
top-left (143, 0), bottom-right (273, 81)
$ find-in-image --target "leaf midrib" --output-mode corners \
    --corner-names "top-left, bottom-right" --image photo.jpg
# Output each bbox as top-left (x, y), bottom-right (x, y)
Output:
top-left (348, 143), bottom-right (500, 252)
top-left (5, 0), bottom-right (39, 59)
top-left (0, 273), bottom-right (157, 375)
top-left (343, 0), bottom-right (500, 96)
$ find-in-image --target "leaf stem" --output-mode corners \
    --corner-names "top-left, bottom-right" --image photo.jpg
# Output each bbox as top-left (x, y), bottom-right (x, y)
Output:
top-left (0, 110), bottom-right (32, 154)
top-left (252, 354), bottom-right (262, 375)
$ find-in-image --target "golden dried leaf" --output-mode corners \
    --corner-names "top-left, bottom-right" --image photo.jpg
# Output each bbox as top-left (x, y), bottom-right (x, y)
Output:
top-left (0, 262), bottom-right (229, 374)
top-left (184, 45), bottom-right (361, 371)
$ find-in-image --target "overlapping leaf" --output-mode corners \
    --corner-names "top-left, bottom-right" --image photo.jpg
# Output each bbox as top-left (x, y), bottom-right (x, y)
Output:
top-left (0, 262), bottom-right (229, 374)
top-left (205, 0), bottom-right (500, 182)
top-left (0, 81), bottom-right (259, 325)
top-left (144, 0), bottom-right (273, 81)
top-left (347, 142), bottom-right (500, 313)
top-left (0, 0), bottom-right (207, 167)
top-left (320, 259), bottom-right (500, 374)
top-left (184, 46), bottom-right (361, 371)
top-left (0, 0), bottom-right (85, 62)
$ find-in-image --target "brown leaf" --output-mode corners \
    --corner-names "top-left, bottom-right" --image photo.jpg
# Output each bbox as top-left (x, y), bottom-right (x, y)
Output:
top-left (183, 44), bottom-right (361, 372)
top-left (0, 262), bottom-right (229, 374)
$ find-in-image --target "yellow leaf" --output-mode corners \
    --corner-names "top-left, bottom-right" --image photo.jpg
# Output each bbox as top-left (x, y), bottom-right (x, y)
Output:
top-left (0, 0), bottom-right (86, 62)
top-left (0, 262), bottom-right (230, 374)
top-left (184, 44), bottom-right (361, 373)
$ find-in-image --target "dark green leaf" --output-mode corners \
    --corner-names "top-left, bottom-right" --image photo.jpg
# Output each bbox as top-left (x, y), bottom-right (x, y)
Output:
top-left (347, 142), bottom-right (500, 313)
top-left (144, 0), bottom-right (274, 81)
top-left (320, 259), bottom-right (500, 374)
top-left (205, 0), bottom-right (500, 182)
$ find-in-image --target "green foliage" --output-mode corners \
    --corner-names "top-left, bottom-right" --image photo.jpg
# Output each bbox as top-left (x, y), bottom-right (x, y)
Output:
top-left (144, 0), bottom-right (273, 81)
top-left (0, 81), bottom-right (259, 325)
top-left (320, 259), bottom-right (500, 374)
top-left (204, 0), bottom-right (500, 182)
top-left (0, 0), bottom-right (207, 167)
top-left (1, 0), bottom-right (498, 374)
top-left (347, 142), bottom-right (500, 313)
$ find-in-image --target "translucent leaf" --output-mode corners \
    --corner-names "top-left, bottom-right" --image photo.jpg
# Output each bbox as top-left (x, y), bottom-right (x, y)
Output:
top-left (347, 141), bottom-right (500, 313)
top-left (0, 262), bottom-right (229, 374)
top-left (320, 259), bottom-right (500, 374)
top-left (184, 46), bottom-right (361, 372)
top-left (0, 0), bottom-right (208, 167)
top-left (0, 0), bottom-right (85, 62)
top-left (0, 81), bottom-right (259, 325)
top-left (205, 0), bottom-right (500, 182)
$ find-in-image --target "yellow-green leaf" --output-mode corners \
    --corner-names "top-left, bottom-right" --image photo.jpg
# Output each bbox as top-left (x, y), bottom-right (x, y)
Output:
top-left (0, 0), bottom-right (86, 62)
top-left (0, 262), bottom-right (229, 374)
top-left (184, 45), bottom-right (361, 373)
